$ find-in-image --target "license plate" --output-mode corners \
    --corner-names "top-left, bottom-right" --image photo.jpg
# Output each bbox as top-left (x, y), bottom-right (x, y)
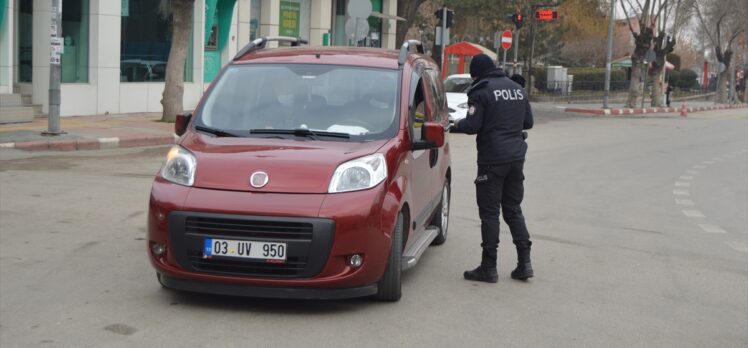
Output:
top-left (203, 238), bottom-right (287, 261)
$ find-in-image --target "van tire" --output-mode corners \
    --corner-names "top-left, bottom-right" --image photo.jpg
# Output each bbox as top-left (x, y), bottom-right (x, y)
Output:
top-left (375, 213), bottom-right (403, 301)
top-left (431, 181), bottom-right (450, 246)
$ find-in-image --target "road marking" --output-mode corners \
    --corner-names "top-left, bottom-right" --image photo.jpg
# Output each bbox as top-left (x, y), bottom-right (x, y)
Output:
top-left (703, 160), bottom-right (714, 164)
top-left (675, 182), bottom-right (691, 187)
top-left (726, 241), bottom-right (748, 253)
top-left (698, 224), bottom-right (727, 234)
top-left (693, 165), bottom-right (706, 169)
top-left (673, 189), bottom-right (690, 196)
top-left (679, 175), bottom-right (694, 180)
top-left (0, 142), bottom-right (15, 149)
top-left (682, 210), bottom-right (705, 218)
top-left (685, 170), bottom-right (698, 175)
top-left (675, 199), bottom-right (695, 206)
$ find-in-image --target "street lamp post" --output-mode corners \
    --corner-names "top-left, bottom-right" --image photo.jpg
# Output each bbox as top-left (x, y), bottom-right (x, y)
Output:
top-left (603, 0), bottom-right (616, 109)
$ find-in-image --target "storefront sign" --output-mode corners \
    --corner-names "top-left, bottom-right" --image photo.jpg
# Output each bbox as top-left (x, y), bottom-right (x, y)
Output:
top-left (279, 1), bottom-right (300, 37)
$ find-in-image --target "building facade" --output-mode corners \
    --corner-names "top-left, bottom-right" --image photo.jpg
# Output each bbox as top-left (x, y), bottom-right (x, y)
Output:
top-left (0, 0), bottom-right (399, 118)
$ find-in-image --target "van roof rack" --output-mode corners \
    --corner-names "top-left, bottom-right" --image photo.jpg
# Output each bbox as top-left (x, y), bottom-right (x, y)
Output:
top-left (398, 40), bottom-right (424, 66)
top-left (233, 36), bottom-right (309, 61)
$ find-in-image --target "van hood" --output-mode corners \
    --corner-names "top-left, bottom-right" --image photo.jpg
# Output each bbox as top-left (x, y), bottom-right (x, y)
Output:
top-left (181, 133), bottom-right (389, 194)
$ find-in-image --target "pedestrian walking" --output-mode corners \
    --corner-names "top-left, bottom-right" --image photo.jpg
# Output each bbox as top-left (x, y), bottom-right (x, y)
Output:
top-left (451, 54), bottom-right (534, 283)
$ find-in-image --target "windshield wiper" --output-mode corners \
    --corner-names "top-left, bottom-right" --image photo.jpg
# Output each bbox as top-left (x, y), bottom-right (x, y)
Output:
top-left (195, 125), bottom-right (240, 137)
top-left (249, 128), bottom-right (350, 139)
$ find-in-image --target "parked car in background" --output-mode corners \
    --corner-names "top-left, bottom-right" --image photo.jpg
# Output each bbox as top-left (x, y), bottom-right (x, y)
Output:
top-left (444, 73), bottom-right (472, 123)
top-left (148, 37), bottom-right (452, 302)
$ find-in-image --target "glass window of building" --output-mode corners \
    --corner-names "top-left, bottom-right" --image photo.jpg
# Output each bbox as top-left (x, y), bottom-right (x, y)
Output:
top-left (332, 0), bottom-right (383, 47)
top-left (249, 0), bottom-right (261, 40)
top-left (61, 0), bottom-right (90, 83)
top-left (18, 0), bottom-right (33, 82)
top-left (120, 0), bottom-right (193, 82)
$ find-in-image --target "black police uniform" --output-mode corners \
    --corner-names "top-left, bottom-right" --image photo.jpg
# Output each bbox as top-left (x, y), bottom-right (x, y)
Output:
top-left (453, 68), bottom-right (534, 282)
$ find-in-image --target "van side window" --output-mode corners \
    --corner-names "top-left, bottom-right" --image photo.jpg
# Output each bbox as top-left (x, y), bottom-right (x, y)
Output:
top-left (408, 72), bottom-right (428, 142)
top-left (425, 69), bottom-right (446, 121)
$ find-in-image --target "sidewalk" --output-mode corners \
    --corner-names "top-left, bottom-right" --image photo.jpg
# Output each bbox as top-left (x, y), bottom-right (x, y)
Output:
top-left (564, 100), bottom-right (748, 116)
top-left (0, 113), bottom-right (176, 152)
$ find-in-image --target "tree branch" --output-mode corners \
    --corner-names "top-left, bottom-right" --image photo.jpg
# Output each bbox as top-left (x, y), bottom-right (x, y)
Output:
top-left (693, 1), bottom-right (717, 47)
top-left (621, 0), bottom-right (640, 36)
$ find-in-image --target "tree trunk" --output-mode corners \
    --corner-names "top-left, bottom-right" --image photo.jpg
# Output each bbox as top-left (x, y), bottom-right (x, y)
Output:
top-left (650, 69), bottom-right (664, 107)
top-left (716, 70), bottom-right (729, 103)
top-left (160, 0), bottom-right (195, 123)
top-left (626, 55), bottom-right (643, 108)
top-left (396, 0), bottom-right (425, 48)
top-left (743, 81), bottom-right (748, 103)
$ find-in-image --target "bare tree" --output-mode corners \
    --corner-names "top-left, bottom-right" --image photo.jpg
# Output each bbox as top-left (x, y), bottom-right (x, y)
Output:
top-left (397, 0), bottom-right (429, 47)
top-left (619, 0), bottom-right (675, 107)
top-left (693, 0), bottom-right (747, 103)
top-left (160, 0), bottom-right (195, 122)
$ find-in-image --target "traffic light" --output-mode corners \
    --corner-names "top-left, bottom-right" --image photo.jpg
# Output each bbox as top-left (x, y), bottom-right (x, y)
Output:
top-left (512, 12), bottom-right (524, 29)
top-left (435, 7), bottom-right (455, 28)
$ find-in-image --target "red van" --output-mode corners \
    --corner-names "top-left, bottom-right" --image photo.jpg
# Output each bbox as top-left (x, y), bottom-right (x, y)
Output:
top-left (148, 37), bottom-right (451, 301)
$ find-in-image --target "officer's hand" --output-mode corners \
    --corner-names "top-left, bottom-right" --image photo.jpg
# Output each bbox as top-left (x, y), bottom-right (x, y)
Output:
top-left (522, 131), bottom-right (528, 140)
top-left (449, 123), bottom-right (460, 133)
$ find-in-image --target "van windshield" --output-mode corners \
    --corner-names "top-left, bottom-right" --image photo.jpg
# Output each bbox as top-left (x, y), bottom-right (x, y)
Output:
top-left (197, 64), bottom-right (400, 141)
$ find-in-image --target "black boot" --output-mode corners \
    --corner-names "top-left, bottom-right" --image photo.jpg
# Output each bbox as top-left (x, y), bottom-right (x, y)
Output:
top-left (464, 249), bottom-right (498, 283)
top-left (511, 246), bottom-right (533, 280)
top-left (464, 265), bottom-right (498, 283)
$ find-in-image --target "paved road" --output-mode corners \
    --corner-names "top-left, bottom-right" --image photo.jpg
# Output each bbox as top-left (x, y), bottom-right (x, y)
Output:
top-left (1, 108), bottom-right (746, 347)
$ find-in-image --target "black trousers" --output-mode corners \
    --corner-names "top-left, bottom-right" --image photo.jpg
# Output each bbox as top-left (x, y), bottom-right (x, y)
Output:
top-left (475, 160), bottom-right (531, 267)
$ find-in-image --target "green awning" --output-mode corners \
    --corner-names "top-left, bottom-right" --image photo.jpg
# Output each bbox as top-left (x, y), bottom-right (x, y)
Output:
top-left (611, 56), bottom-right (632, 68)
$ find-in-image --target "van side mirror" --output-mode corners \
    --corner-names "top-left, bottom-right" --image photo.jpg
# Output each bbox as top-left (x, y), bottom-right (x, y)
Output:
top-left (175, 112), bottom-right (192, 136)
top-left (412, 122), bottom-right (445, 150)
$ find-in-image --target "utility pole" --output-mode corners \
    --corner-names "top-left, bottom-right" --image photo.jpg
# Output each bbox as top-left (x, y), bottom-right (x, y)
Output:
top-left (603, 0), bottom-right (616, 109)
top-left (44, 0), bottom-right (63, 135)
top-left (432, 6), bottom-right (453, 70)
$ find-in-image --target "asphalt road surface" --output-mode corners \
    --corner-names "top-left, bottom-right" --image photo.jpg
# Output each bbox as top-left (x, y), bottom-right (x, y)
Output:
top-left (1, 107), bottom-right (746, 347)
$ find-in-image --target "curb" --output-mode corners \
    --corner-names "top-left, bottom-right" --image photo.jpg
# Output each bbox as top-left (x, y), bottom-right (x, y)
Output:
top-left (564, 103), bottom-right (748, 116)
top-left (0, 134), bottom-right (178, 152)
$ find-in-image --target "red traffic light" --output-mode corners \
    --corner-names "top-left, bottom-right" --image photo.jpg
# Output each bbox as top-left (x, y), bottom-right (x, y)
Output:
top-left (535, 9), bottom-right (558, 21)
top-left (517, 14), bottom-right (523, 21)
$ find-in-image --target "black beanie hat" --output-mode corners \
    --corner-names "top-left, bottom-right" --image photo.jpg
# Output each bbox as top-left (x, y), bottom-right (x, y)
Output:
top-left (470, 54), bottom-right (496, 78)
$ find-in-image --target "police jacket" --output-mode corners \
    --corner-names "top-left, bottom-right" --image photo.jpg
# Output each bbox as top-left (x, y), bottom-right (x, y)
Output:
top-left (454, 69), bottom-right (533, 165)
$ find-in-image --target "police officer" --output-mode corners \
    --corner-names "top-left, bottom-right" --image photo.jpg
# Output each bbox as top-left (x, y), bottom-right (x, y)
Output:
top-left (451, 54), bottom-right (534, 283)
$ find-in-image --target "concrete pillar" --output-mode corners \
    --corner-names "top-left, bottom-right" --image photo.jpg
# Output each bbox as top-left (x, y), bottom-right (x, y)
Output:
top-left (260, 0), bottom-right (278, 47)
top-left (236, 0), bottom-right (251, 49)
top-left (0, 0), bottom-right (13, 93)
top-left (90, 0), bottom-right (121, 115)
top-left (382, 0), bottom-right (397, 49)
top-left (309, 0), bottom-right (331, 46)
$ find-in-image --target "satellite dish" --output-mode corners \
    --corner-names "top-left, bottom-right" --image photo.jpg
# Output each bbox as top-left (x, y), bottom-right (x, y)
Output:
top-left (345, 17), bottom-right (370, 43)
top-left (347, 0), bottom-right (373, 18)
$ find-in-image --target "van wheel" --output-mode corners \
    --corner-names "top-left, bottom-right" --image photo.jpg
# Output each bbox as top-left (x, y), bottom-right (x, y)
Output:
top-left (375, 213), bottom-right (403, 302)
top-left (156, 272), bottom-right (167, 288)
top-left (431, 181), bottom-right (450, 246)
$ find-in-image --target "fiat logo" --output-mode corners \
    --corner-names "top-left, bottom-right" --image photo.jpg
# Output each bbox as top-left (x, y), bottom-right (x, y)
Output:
top-left (250, 171), bottom-right (269, 188)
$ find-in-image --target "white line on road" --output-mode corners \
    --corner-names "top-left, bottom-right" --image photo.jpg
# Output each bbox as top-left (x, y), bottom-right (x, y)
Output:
top-left (703, 160), bottom-right (715, 164)
top-left (682, 210), bottom-right (705, 218)
top-left (675, 199), bottom-right (695, 206)
top-left (0, 143), bottom-right (15, 148)
top-left (673, 189), bottom-right (690, 196)
top-left (698, 224), bottom-right (727, 234)
top-left (679, 175), bottom-right (694, 180)
top-left (726, 241), bottom-right (748, 253)
top-left (685, 170), bottom-right (698, 175)
top-left (675, 182), bottom-right (691, 187)
top-left (693, 165), bottom-right (706, 169)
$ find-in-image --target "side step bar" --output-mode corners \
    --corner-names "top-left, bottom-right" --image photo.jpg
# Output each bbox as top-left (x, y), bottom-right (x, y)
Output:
top-left (401, 226), bottom-right (440, 271)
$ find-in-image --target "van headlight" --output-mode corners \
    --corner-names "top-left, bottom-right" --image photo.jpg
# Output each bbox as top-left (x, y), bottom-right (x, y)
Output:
top-left (160, 145), bottom-right (196, 186)
top-left (328, 154), bottom-right (387, 193)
